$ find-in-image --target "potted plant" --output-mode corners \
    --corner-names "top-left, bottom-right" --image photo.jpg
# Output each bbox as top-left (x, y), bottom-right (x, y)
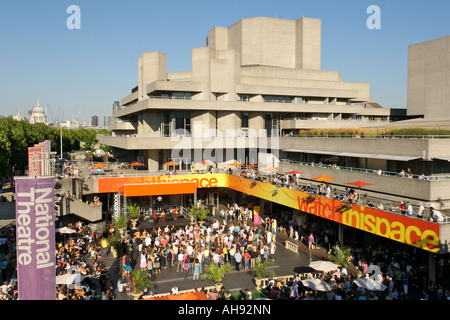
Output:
top-left (113, 215), bottom-right (129, 239)
top-left (130, 269), bottom-right (153, 299)
top-left (109, 232), bottom-right (124, 258)
top-left (127, 203), bottom-right (141, 230)
top-left (201, 262), bottom-right (233, 292)
top-left (253, 260), bottom-right (275, 289)
top-left (327, 245), bottom-right (352, 269)
top-left (189, 204), bottom-right (210, 226)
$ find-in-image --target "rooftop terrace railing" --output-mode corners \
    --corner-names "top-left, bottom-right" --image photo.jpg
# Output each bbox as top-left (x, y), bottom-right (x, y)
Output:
top-left (280, 159), bottom-right (450, 181)
top-left (62, 161), bottom-right (449, 225)
top-left (282, 134), bottom-right (450, 139)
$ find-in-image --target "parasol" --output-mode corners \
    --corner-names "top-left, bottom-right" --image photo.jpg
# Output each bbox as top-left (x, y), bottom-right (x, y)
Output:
top-left (311, 174), bottom-right (336, 182)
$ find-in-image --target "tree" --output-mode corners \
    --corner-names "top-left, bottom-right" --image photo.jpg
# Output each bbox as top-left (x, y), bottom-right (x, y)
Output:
top-left (131, 269), bottom-right (153, 295)
top-left (201, 263), bottom-right (233, 286)
top-left (99, 144), bottom-right (110, 162)
top-left (328, 245), bottom-right (352, 269)
top-left (253, 260), bottom-right (276, 279)
top-left (80, 130), bottom-right (98, 161)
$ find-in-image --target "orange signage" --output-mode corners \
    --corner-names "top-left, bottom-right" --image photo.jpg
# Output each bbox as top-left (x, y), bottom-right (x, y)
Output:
top-left (97, 174), bottom-right (229, 194)
top-left (228, 175), bottom-right (440, 253)
top-left (97, 173), bottom-right (441, 253)
top-left (118, 182), bottom-right (197, 197)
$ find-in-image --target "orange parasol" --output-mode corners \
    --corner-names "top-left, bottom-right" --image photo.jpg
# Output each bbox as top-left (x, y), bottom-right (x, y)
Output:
top-left (163, 161), bottom-right (180, 166)
top-left (230, 161), bottom-right (244, 166)
top-left (311, 174), bottom-right (336, 182)
top-left (129, 162), bottom-right (144, 167)
top-left (345, 180), bottom-right (375, 188)
top-left (91, 163), bottom-right (110, 168)
top-left (285, 170), bottom-right (304, 174)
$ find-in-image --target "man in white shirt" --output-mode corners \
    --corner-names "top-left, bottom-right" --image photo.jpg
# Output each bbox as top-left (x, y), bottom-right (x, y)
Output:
top-left (430, 207), bottom-right (445, 222)
top-left (406, 202), bottom-right (413, 216)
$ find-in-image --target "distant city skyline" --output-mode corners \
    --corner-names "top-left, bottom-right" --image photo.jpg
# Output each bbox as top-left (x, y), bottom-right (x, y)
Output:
top-left (0, 0), bottom-right (449, 121)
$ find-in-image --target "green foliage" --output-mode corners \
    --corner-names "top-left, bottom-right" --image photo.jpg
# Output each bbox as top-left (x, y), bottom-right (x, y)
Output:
top-left (127, 203), bottom-right (141, 219)
top-left (253, 260), bottom-right (276, 279)
top-left (298, 127), bottom-right (450, 138)
top-left (189, 204), bottom-right (210, 221)
top-left (112, 215), bottom-right (129, 229)
top-left (327, 245), bottom-right (352, 269)
top-left (201, 263), bottom-right (233, 284)
top-left (109, 232), bottom-right (124, 255)
top-left (131, 269), bottom-right (153, 293)
top-left (0, 117), bottom-right (111, 176)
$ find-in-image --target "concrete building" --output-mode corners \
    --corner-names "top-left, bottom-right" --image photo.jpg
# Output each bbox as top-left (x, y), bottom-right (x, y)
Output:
top-left (407, 35), bottom-right (450, 119)
top-left (91, 115), bottom-right (99, 127)
top-left (101, 16), bottom-right (399, 172)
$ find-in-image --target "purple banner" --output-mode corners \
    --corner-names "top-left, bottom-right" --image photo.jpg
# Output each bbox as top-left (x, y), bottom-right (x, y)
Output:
top-left (15, 176), bottom-right (56, 300)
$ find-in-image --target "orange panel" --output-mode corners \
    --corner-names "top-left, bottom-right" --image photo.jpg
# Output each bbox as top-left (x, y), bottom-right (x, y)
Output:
top-left (120, 182), bottom-right (197, 197)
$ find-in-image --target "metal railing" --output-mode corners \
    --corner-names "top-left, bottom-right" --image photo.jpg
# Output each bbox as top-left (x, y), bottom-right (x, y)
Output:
top-left (280, 159), bottom-right (450, 181)
top-left (229, 171), bottom-right (450, 225)
top-left (281, 134), bottom-right (450, 139)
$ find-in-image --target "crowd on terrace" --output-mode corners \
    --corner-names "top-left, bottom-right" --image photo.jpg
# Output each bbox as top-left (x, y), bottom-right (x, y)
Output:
top-left (229, 167), bottom-right (447, 223)
top-left (115, 204), bottom-right (279, 294)
top-left (0, 220), bottom-right (116, 300)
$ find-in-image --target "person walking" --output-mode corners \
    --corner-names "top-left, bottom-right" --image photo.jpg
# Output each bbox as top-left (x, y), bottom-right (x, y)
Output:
top-left (234, 250), bottom-right (242, 271)
top-left (193, 259), bottom-right (201, 280)
top-left (183, 258), bottom-right (190, 280)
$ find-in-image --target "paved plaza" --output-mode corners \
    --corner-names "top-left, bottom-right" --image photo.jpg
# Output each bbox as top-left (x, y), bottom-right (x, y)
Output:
top-left (99, 215), bottom-right (320, 300)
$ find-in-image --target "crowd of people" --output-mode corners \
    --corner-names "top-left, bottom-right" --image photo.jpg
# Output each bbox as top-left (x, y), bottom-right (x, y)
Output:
top-left (54, 221), bottom-right (115, 300)
top-left (114, 202), bottom-right (279, 292)
top-left (0, 218), bottom-right (117, 300)
top-left (231, 168), bottom-right (447, 223)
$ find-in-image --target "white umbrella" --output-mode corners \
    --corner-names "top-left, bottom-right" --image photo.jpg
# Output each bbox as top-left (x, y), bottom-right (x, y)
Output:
top-left (56, 272), bottom-right (85, 285)
top-left (309, 260), bottom-right (339, 273)
top-left (56, 226), bottom-right (77, 234)
top-left (354, 277), bottom-right (387, 291)
top-left (301, 278), bottom-right (334, 292)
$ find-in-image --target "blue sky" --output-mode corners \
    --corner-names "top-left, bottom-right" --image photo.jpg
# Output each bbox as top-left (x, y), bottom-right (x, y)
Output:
top-left (0, 0), bottom-right (449, 124)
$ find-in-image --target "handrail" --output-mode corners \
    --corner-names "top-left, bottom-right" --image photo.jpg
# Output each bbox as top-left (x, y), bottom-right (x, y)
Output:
top-left (280, 159), bottom-right (450, 181)
top-left (282, 134), bottom-right (450, 139)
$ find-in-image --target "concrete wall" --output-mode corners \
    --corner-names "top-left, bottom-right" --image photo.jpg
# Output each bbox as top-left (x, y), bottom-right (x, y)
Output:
top-left (407, 35), bottom-right (450, 118)
top-left (280, 162), bottom-right (450, 208)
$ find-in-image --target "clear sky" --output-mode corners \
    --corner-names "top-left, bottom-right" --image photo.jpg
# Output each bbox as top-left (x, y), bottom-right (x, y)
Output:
top-left (0, 0), bottom-right (449, 124)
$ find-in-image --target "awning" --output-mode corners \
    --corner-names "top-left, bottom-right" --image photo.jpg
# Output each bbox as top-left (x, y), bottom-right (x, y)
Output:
top-left (282, 149), bottom-right (338, 156)
top-left (433, 157), bottom-right (450, 162)
top-left (118, 182), bottom-right (197, 197)
top-left (283, 149), bottom-right (421, 161)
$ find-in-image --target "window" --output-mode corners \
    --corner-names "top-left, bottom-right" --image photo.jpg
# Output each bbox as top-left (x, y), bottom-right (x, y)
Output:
top-left (241, 112), bottom-right (249, 128)
top-left (263, 95), bottom-right (291, 103)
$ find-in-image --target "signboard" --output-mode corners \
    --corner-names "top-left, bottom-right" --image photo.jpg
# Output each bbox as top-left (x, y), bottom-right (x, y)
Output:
top-left (15, 176), bottom-right (56, 300)
top-left (28, 147), bottom-right (42, 176)
top-left (228, 175), bottom-right (440, 253)
top-left (98, 174), bottom-right (229, 193)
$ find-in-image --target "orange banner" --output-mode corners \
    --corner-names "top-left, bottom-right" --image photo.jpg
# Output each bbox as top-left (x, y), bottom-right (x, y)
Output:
top-left (118, 182), bottom-right (197, 197)
top-left (98, 174), bottom-right (229, 194)
top-left (228, 175), bottom-right (440, 253)
top-left (97, 173), bottom-right (441, 253)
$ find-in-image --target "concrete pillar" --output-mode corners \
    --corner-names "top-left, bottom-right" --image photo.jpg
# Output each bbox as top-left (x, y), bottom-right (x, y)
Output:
top-left (338, 224), bottom-right (344, 247)
top-left (137, 110), bottom-right (160, 136)
top-left (146, 149), bottom-right (159, 172)
top-left (428, 252), bottom-right (436, 283)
